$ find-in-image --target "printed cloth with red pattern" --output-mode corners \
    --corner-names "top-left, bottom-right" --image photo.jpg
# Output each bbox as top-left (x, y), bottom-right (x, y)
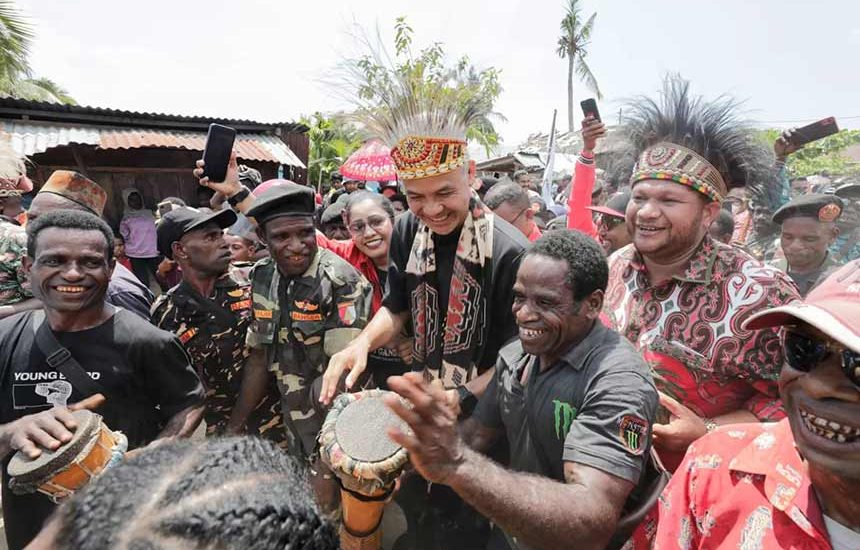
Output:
top-left (631, 419), bottom-right (835, 549)
top-left (604, 236), bottom-right (800, 469)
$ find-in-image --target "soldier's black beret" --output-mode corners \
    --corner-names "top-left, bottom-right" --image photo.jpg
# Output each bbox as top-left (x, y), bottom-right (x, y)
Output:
top-left (246, 183), bottom-right (315, 224)
top-left (321, 201), bottom-right (346, 225)
top-left (772, 193), bottom-right (844, 225)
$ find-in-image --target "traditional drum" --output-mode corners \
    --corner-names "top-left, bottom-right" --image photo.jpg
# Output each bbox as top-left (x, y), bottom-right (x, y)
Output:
top-left (319, 389), bottom-right (409, 550)
top-left (7, 409), bottom-right (127, 503)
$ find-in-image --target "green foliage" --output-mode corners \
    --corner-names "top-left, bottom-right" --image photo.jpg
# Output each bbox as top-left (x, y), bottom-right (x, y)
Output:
top-left (301, 112), bottom-right (362, 190)
top-left (556, 0), bottom-right (601, 132)
top-left (352, 17), bottom-right (505, 157)
top-left (760, 128), bottom-right (860, 177)
top-left (0, 1), bottom-right (75, 104)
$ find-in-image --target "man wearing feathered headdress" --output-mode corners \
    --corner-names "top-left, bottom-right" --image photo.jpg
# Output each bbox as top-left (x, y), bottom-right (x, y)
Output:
top-left (603, 76), bottom-right (801, 473)
top-left (319, 61), bottom-right (530, 549)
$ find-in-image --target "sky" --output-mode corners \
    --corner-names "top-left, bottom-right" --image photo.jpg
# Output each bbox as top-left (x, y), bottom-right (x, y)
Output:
top-left (17, 0), bottom-right (860, 158)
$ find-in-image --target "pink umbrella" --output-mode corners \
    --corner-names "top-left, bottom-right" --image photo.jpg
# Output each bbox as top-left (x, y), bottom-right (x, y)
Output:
top-left (339, 139), bottom-right (397, 182)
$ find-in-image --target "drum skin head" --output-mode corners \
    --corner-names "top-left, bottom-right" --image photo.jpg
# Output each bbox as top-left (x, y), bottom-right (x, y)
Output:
top-left (7, 409), bottom-right (100, 482)
top-left (335, 395), bottom-right (405, 462)
top-left (319, 389), bottom-right (410, 495)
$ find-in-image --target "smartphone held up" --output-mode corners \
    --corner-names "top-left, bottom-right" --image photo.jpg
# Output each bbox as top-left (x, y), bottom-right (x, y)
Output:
top-left (789, 117), bottom-right (839, 147)
top-left (580, 98), bottom-right (601, 122)
top-left (202, 124), bottom-right (237, 183)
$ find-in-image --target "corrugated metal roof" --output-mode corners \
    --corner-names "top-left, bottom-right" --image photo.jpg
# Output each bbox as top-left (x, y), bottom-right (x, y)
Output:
top-left (0, 121), bottom-right (305, 168)
top-left (0, 96), bottom-right (307, 132)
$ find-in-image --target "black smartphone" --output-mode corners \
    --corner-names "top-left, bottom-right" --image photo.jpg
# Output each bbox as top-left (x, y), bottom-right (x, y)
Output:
top-left (202, 124), bottom-right (237, 183)
top-left (580, 98), bottom-right (601, 122)
top-left (790, 117), bottom-right (839, 147)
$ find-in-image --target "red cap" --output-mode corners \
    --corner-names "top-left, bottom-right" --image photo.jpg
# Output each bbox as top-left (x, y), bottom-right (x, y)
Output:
top-left (744, 260), bottom-right (860, 351)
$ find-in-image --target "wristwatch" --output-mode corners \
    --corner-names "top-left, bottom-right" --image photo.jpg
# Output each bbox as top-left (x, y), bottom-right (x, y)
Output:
top-left (704, 418), bottom-right (718, 433)
top-left (456, 386), bottom-right (478, 417)
top-left (227, 186), bottom-right (251, 208)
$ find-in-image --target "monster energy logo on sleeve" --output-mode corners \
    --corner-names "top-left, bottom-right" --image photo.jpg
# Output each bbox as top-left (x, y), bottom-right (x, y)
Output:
top-left (618, 415), bottom-right (648, 455)
top-left (553, 399), bottom-right (577, 439)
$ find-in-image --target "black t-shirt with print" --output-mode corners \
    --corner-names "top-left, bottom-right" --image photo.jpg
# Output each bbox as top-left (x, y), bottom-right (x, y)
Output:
top-left (383, 211), bottom-right (529, 371)
top-left (0, 309), bottom-right (204, 550)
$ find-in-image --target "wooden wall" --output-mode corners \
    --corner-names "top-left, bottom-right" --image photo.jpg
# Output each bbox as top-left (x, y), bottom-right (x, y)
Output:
top-left (28, 147), bottom-right (280, 228)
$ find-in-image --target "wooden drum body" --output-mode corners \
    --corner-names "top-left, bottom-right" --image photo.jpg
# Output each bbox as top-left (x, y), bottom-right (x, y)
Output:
top-left (319, 389), bottom-right (409, 550)
top-left (7, 409), bottom-right (127, 503)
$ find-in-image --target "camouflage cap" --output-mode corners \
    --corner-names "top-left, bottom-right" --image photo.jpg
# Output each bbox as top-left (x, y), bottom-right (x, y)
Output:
top-left (38, 171), bottom-right (107, 216)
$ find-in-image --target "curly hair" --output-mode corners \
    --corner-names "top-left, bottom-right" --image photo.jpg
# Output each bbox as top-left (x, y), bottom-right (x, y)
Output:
top-left (621, 75), bottom-right (773, 193)
top-left (55, 437), bottom-right (338, 550)
top-left (26, 209), bottom-right (114, 261)
top-left (526, 229), bottom-right (608, 301)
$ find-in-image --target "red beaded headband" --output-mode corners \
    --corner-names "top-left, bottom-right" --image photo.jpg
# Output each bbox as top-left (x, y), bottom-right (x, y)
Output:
top-left (390, 136), bottom-right (467, 180)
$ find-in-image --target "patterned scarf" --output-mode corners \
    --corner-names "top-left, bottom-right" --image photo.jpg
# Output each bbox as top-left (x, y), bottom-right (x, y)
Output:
top-left (406, 197), bottom-right (494, 387)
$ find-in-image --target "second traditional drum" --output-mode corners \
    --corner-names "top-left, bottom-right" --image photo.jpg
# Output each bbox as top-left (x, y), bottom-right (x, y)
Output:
top-left (319, 389), bottom-right (410, 550)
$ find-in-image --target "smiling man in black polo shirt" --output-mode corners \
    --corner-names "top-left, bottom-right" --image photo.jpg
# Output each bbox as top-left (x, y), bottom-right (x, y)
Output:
top-left (385, 230), bottom-right (658, 550)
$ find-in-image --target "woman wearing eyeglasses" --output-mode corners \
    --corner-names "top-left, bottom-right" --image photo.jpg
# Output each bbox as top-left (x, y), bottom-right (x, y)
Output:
top-left (638, 260), bottom-right (860, 550)
top-left (316, 192), bottom-right (411, 388)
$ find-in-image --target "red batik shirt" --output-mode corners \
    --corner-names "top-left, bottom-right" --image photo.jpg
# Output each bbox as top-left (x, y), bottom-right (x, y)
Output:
top-left (633, 420), bottom-right (835, 549)
top-left (604, 237), bottom-right (800, 467)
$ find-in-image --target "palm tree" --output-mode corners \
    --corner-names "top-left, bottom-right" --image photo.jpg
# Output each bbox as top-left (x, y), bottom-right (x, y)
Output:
top-left (17, 77), bottom-right (77, 104)
top-left (0, 1), bottom-right (76, 104)
top-left (556, 0), bottom-right (601, 132)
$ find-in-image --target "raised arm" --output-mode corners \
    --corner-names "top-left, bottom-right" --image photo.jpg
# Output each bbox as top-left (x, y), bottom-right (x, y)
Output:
top-left (566, 117), bottom-right (605, 240)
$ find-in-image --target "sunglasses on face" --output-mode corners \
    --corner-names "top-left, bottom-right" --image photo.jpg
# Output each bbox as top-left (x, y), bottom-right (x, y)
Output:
top-left (783, 330), bottom-right (860, 387)
top-left (598, 215), bottom-right (625, 230)
top-left (348, 215), bottom-right (389, 235)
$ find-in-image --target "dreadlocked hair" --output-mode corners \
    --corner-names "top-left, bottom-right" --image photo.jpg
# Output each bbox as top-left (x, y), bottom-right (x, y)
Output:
top-left (621, 75), bottom-right (774, 194)
top-left (55, 437), bottom-right (338, 550)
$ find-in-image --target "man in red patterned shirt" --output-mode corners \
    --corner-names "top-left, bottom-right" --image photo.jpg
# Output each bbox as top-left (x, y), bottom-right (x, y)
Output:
top-left (641, 261), bottom-right (860, 549)
top-left (603, 77), bottom-right (800, 471)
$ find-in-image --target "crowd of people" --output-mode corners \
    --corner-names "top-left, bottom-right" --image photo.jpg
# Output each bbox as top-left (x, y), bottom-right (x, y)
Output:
top-left (0, 73), bottom-right (857, 550)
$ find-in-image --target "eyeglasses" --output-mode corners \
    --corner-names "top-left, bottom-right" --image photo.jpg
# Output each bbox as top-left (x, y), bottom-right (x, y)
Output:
top-left (598, 215), bottom-right (625, 230)
top-left (348, 215), bottom-right (390, 235)
top-left (508, 207), bottom-right (529, 225)
top-left (783, 331), bottom-right (860, 387)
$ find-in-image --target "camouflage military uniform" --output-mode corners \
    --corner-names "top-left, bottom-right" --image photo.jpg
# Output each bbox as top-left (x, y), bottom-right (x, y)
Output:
top-left (771, 253), bottom-right (842, 297)
top-left (151, 270), bottom-right (286, 448)
top-left (247, 248), bottom-right (372, 459)
top-left (0, 218), bottom-right (31, 306)
top-left (745, 234), bottom-right (780, 263)
top-left (831, 226), bottom-right (860, 264)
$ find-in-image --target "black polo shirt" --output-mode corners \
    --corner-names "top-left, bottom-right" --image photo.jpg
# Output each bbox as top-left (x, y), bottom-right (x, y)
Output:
top-left (383, 211), bottom-right (529, 371)
top-left (473, 321), bottom-right (657, 484)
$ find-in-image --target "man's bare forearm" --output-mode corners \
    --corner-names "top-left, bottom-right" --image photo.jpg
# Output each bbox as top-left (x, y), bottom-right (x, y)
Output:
top-left (460, 418), bottom-right (500, 454)
top-left (0, 297), bottom-right (42, 319)
top-left (446, 448), bottom-right (621, 550)
top-left (158, 404), bottom-right (204, 439)
top-left (227, 349), bottom-right (270, 432)
top-left (355, 307), bottom-right (407, 352)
